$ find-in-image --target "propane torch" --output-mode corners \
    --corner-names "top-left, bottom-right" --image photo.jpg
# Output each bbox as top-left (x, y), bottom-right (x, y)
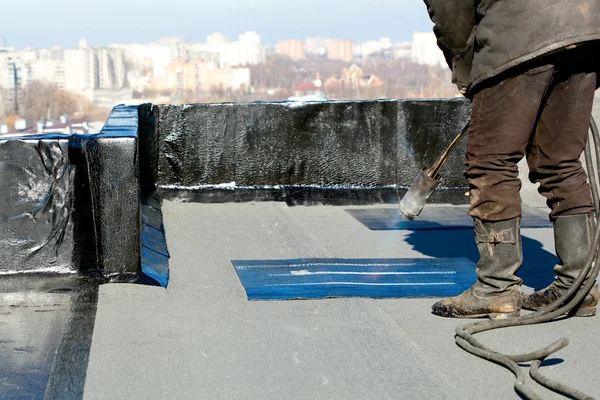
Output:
top-left (398, 122), bottom-right (470, 220)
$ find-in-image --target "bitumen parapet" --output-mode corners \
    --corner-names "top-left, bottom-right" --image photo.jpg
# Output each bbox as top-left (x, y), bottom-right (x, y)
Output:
top-left (82, 201), bottom-right (600, 400)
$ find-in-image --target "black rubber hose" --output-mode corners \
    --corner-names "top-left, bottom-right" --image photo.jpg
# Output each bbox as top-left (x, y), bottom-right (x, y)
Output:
top-left (584, 143), bottom-right (599, 216)
top-left (530, 359), bottom-right (595, 400)
top-left (454, 117), bottom-right (600, 400)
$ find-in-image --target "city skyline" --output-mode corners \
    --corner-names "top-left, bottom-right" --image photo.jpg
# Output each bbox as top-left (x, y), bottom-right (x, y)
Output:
top-left (3, 0), bottom-right (433, 49)
top-left (0, 27), bottom-right (452, 134)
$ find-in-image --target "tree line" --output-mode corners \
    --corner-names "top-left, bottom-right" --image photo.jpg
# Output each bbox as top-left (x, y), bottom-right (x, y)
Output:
top-left (0, 81), bottom-right (110, 131)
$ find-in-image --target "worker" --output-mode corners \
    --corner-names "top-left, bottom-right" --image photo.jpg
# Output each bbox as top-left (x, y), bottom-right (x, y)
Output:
top-left (423, 0), bottom-right (600, 318)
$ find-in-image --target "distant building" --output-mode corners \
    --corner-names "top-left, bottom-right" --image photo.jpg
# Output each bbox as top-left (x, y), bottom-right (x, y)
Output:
top-left (326, 39), bottom-right (354, 63)
top-left (292, 73), bottom-right (324, 97)
top-left (145, 45), bottom-right (173, 77)
top-left (26, 58), bottom-right (65, 88)
top-left (305, 38), bottom-right (328, 57)
top-left (97, 48), bottom-right (127, 89)
top-left (150, 59), bottom-right (251, 93)
top-left (64, 48), bottom-right (97, 95)
top-left (276, 40), bottom-right (305, 60)
top-left (14, 48), bottom-right (67, 89)
top-left (64, 47), bottom-right (128, 99)
top-left (221, 32), bottom-right (265, 67)
top-left (239, 31), bottom-right (261, 46)
top-left (207, 33), bottom-right (228, 46)
top-left (393, 42), bottom-right (413, 60)
top-left (412, 32), bottom-right (446, 67)
top-left (109, 43), bottom-right (148, 73)
top-left (158, 59), bottom-right (200, 92)
top-left (0, 51), bottom-right (25, 113)
top-left (197, 32), bottom-right (266, 68)
top-left (324, 64), bottom-right (384, 89)
top-left (197, 62), bottom-right (250, 92)
top-left (354, 37), bottom-right (393, 59)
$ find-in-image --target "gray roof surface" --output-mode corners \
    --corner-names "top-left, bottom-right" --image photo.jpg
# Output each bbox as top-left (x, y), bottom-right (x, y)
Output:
top-left (82, 201), bottom-right (600, 400)
top-left (80, 94), bottom-right (600, 399)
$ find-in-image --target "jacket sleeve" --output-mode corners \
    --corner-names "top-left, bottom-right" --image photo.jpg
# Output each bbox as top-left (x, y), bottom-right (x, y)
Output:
top-left (423, 0), bottom-right (477, 69)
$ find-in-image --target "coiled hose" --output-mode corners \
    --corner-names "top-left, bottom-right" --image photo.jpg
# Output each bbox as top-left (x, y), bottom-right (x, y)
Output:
top-left (455, 116), bottom-right (600, 400)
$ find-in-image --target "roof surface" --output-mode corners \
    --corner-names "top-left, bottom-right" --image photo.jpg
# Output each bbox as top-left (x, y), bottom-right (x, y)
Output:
top-left (81, 201), bottom-right (600, 400)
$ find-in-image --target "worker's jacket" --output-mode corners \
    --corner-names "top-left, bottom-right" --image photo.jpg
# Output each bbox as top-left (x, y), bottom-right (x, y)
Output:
top-left (424, 0), bottom-right (600, 95)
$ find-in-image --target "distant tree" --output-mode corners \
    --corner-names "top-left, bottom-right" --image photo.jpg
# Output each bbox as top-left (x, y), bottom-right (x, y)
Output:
top-left (249, 54), bottom-right (309, 90)
top-left (19, 81), bottom-right (57, 123)
top-left (18, 81), bottom-right (107, 125)
top-left (53, 90), bottom-right (83, 117)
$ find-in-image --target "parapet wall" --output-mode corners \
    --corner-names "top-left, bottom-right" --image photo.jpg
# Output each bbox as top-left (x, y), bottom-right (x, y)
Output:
top-left (0, 98), bottom-right (471, 275)
top-left (155, 99), bottom-right (471, 204)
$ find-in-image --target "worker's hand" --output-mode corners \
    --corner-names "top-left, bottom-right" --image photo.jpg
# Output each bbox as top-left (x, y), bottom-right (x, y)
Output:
top-left (455, 85), bottom-right (474, 101)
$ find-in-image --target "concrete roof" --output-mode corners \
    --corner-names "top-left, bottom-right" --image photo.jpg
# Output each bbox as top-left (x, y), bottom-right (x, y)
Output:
top-left (82, 201), bottom-right (600, 400)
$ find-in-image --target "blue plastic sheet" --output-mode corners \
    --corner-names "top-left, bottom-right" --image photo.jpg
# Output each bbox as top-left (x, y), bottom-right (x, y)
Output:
top-left (232, 258), bottom-right (477, 300)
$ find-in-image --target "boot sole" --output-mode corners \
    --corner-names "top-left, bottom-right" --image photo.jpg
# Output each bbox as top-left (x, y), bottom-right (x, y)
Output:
top-left (573, 308), bottom-right (596, 317)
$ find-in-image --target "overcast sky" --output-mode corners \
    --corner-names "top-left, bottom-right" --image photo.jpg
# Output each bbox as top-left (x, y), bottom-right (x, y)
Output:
top-left (3, 0), bottom-right (433, 49)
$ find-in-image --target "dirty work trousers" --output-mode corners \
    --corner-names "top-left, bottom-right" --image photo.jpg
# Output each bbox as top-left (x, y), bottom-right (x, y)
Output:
top-left (466, 53), bottom-right (597, 222)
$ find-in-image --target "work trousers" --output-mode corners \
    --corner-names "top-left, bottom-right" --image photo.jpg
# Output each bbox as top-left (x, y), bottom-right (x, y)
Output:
top-left (466, 52), bottom-right (597, 221)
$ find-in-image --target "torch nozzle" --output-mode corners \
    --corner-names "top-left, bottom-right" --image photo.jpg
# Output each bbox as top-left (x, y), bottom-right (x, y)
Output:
top-left (398, 122), bottom-right (470, 220)
top-left (398, 168), bottom-right (441, 220)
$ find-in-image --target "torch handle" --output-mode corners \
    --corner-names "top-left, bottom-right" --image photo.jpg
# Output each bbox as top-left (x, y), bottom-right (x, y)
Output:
top-left (429, 121), bottom-right (470, 179)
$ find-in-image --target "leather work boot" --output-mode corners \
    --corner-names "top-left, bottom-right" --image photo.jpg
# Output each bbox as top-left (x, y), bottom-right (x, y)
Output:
top-left (522, 213), bottom-right (599, 317)
top-left (432, 218), bottom-right (523, 319)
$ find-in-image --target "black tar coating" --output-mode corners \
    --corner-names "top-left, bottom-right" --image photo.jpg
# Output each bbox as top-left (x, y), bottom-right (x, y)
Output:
top-left (0, 139), bottom-right (75, 273)
top-left (0, 105), bottom-right (143, 275)
top-left (155, 99), bottom-right (471, 204)
top-left (0, 274), bottom-right (99, 400)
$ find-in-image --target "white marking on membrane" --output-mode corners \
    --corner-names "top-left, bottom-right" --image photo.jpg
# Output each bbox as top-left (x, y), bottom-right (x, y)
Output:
top-left (265, 282), bottom-right (455, 287)
top-left (240, 261), bottom-right (463, 269)
top-left (281, 270), bottom-right (456, 276)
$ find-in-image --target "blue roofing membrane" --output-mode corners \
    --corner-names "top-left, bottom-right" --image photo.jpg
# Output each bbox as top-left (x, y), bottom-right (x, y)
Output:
top-left (141, 197), bottom-right (170, 288)
top-left (0, 104), bottom-right (139, 142)
top-left (233, 258), bottom-right (477, 300)
top-left (346, 206), bottom-right (552, 230)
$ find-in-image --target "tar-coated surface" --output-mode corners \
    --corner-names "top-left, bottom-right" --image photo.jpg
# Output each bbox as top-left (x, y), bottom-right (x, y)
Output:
top-left (0, 139), bottom-right (74, 274)
top-left (156, 99), bottom-right (471, 189)
top-left (0, 105), bottom-right (142, 276)
top-left (83, 201), bottom-right (600, 400)
top-left (0, 274), bottom-right (98, 400)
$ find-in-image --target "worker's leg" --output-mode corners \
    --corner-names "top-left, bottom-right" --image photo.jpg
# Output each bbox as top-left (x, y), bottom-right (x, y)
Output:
top-left (432, 65), bottom-right (555, 318)
top-left (466, 65), bottom-right (556, 221)
top-left (526, 69), bottom-right (595, 220)
top-left (523, 64), bottom-right (599, 316)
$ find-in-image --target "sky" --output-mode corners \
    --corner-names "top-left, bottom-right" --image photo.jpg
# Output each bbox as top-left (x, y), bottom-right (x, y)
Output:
top-left (2, 0), bottom-right (434, 49)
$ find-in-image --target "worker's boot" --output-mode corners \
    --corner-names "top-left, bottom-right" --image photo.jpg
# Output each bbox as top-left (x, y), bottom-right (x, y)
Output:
top-left (522, 213), bottom-right (599, 317)
top-left (431, 217), bottom-right (523, 319)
